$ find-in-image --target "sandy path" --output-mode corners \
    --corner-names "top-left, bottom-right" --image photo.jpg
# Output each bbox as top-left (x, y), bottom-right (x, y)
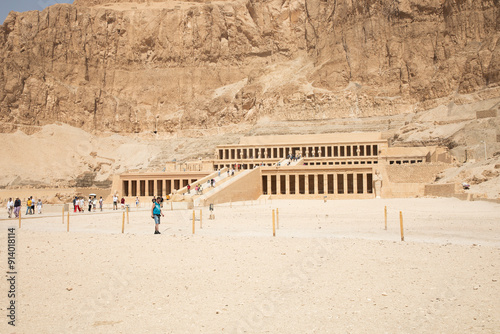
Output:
top-left (0, 198), bottom-right (499, 333)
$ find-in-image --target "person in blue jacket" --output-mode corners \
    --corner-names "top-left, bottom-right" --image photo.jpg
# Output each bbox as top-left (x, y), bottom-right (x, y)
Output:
top-left (151, 197), bottom-right (164, 234)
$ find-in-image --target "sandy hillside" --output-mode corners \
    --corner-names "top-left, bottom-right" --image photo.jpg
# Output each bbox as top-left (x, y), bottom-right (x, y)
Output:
top-left (0, 198), bottom-right (498, 333)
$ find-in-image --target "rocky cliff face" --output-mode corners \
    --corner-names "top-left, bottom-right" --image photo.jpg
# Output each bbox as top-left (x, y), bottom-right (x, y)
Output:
top-left (0, 0), bottom-right (499, 135)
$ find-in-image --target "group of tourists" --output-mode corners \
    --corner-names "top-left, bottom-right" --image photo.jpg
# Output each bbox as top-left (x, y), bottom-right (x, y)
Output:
top-left (73, 196), bottom-right (103, 213)
top-left (6, 197), bottom-right (42, 218)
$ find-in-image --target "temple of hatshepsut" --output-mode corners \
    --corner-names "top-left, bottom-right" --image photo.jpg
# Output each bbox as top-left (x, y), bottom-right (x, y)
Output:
top-left (116, 132), bottom-right (452, 206)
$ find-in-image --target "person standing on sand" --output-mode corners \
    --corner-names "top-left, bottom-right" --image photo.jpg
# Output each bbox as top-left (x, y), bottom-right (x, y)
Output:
top-left (113, 194), bottom-right (118, 210)
top-left (88, 196), bottom-right (93, 212)
top-left (93, 196), bottom-right (97, 212)
top-left (13, 198), bottom-right (21, 218)
top-left (121, 197), bottom-right (125, 210)
top-left (99, 196), bottom-right (103, 211)
top-left (73, 196), bottom-right (77, 212)
top-left (7, 198), bottom-right (14, 218)
top-left (80, 197), bottom-right (85, 213)
top-left (37, 199), bottom-right (42, 214)
top-left (31, 198), bottom-right (35, 215)
top-left (151, 197), bottom-right (164, 234)
top-left (135, 196), bottom-right (139, 208)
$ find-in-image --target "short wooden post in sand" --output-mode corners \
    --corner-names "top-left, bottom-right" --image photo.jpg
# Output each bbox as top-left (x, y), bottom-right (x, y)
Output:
top-left (18, 211), bottom-right (21, 229)
top-left (272, 209), bottom-right (276, 237)
top-left (192, 210), bottom-right (195, 234)
top-left (67, 211), bottom-right (70, 232)
top-left (126, 206), bottom-right (130, 224)
top-left (200, 209), bottom-right (202, 229)
top-left (384, 206), bottom-right (387, 230)
top-left (276, 208), bottom-right (279, 229)
top-left (121, 211), bottom-right (125, 234)
top-left (62, 206), bottom-right (65, 224)
top-left (399, 211), bottom-right (404, 241)
top-left (67, 211), bottom-right (69, 230)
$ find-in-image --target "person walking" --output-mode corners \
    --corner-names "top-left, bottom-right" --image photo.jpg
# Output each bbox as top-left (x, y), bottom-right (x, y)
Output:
top-left (135, 196), bottom-right (139, 208)
top-left (79, 197), bottom-right (85, 213)
top-left (31, 198), bottom-right (35, 215)
top-left (92, 196), bottom-right (97, 212)
top-left (26, 197), bottom-right (32, 215)
top-left (99, 196), bottom-right (103, 211)
top-left (37, 199), bottom-right (43, 214)
top-left (121, 197), bottom-right (125, 210)
top-left (13, 198), bottom-right (21, 218)
top-left (73, 196), bottom-right (78, 212)
top-left (88, 196), bottom-right (93, 212)
top-left (7, 198), bottom-right (14, 218)
top-left (151, 197), bottom-right (164, 234)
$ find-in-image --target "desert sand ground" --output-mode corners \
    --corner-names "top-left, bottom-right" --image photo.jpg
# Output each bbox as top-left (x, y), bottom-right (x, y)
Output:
top-left (0, 198), bottom-right (499, 333)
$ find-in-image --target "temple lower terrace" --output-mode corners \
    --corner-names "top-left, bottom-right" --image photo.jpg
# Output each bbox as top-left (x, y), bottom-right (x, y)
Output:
top-left (116, 132), bottom-right (452, 204)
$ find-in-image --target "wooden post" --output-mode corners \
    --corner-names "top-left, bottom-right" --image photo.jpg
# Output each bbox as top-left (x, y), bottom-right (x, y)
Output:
top-left (399, 211), bottom-right (404, 241)
top-left (67, 211), bottom-right (70, 232)
top-left (62, 206), bottom-right (65, 224)
top-left (272, 209), bottom-right (276, 237)
top-left (18, 210), bottom-right (21, 228)
top-left (126, 206), bottom-right (129, 224)
top-left (276, 208), bottom-right (279, 229)
top-left (122, 212), bottom-right (125, 234)
top-left (384, 206), bottom-right (387, 230)
top-left (192, 210), bottom-right (195, 234)
top-left (200, 209), bottom-right (202, 229)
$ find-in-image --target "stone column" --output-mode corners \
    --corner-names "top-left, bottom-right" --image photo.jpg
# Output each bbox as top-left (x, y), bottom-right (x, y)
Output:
top-left (127, 180), bottom-right (132, 198)
top-left (353, 173), bottom-right (358, 194)
top-left (162, 179), bottom-right (167, 197)
top-left (267, 175), bottom-right (272, 195)
top-left (314, 174), bottom-right (319, 194)
top-left (286, 174), bottom-right (290, 195)
top-left (324, 174), bottom-right (328, 195)
top-left (305, 174), bottom-right (309, 194)
top-left (277, 174), bottom-right (281, 195)
top-left (333, 173), bottom-right (338, 194)
top-left (145, 179), bottom-right (149, 197)
top-left (363, 173), bottom-right (368, 194)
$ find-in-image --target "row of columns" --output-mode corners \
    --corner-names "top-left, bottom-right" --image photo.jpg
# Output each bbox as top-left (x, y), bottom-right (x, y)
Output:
top-left (219, 144), bottom-right (379, 160)
top-left (263, 173), bottom-right (373, 195)
top-left (123, 178), bottom-right (198, 197)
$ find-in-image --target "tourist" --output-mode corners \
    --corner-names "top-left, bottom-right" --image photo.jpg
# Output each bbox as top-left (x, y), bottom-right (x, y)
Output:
top-left (37, 199), bottom-right (43, 214)
top-left (99, 196), bottom-right (103, 211)
top-left (88, 196), bottom-right (93, 212)
top-left (7, 198), bottom-right (14, 218)
top-left (92, 196), bottom-right (97, 212)
top-left (187, 184), bottom-right (191, 194)
top-left (211, 178), bottom-right (215, 187)
top-left (79, 197), bottom-right (85, 213)
top-left (31, 197), bottom-right (35, 214)
top-left (135, 196), bottom-right (140, 208)
top-left (26, 197), bottom-right (32, 215)
top-left (121, 197), bottom-right (125, 210)
top-left (151, 197), bottom-right (164, 234)
top-left (74, 196), bottom-right (80, 212)
top-left (218, 169), bottom-right (221, 177)
top-left (13, 198), bottom-right (21, 218)
top-left (113, 194), bottom-right (118, 210)
top-left (207, 179), bottom-right (210, 188)
top-left (160, 196), bottom-right (164, 208)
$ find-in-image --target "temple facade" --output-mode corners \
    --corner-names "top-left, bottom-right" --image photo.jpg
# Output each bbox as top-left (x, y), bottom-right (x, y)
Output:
top-left (116, 132), bottom-right (451, 202)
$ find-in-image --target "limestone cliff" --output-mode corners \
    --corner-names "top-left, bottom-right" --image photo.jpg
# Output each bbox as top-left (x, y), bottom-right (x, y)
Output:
top-left (0, 0), bottom-right (499, 135)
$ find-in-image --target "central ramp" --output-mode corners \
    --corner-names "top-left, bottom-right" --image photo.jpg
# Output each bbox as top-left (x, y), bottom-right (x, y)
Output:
top-left (194, 167), bottom-right (262, 206)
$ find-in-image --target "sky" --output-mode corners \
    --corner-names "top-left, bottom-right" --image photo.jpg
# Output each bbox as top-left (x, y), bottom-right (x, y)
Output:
top-left (1, 0), bottom-right (74, 25)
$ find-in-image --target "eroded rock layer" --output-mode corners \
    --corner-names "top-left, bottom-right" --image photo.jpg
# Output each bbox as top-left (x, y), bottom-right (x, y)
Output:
top-left (0, 0), bottom-right (499, 134)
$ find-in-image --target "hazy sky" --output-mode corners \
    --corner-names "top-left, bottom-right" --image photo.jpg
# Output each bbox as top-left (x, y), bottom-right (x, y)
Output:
top-left (1, 0), bottom-right (74, 25)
